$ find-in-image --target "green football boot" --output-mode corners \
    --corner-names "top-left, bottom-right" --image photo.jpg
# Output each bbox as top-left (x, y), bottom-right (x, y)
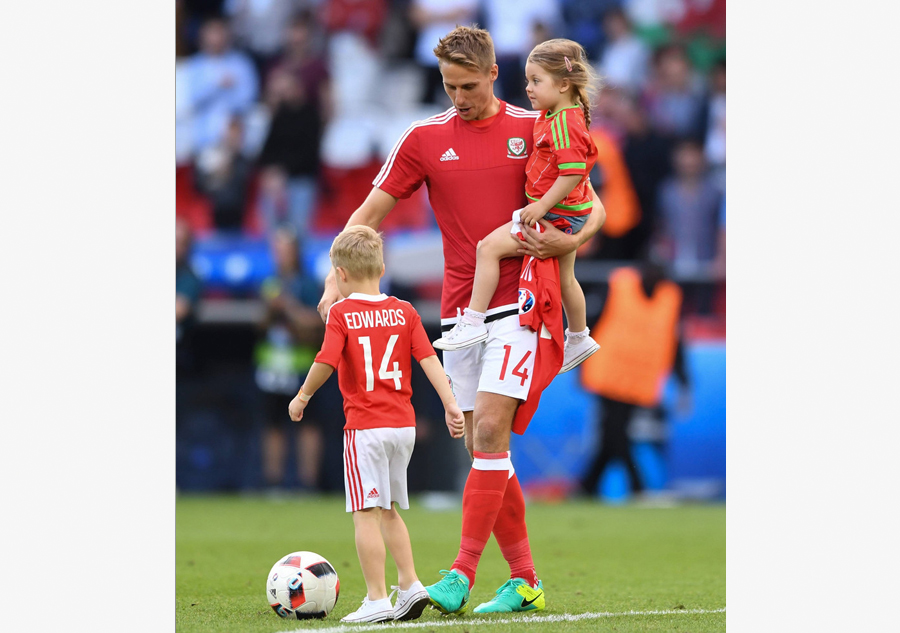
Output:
top-left (426, 569), bottom-right (470, 615)
top-left (473, 578), bottom-right (545, 613)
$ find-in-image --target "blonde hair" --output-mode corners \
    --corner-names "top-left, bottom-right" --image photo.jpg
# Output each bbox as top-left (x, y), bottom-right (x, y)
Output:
top-left (433, 25), bottom-right (496, 73)
top-left (329, 225), bottom-right (384, 280)
top-left (528, 39), bottom-right (602, 128)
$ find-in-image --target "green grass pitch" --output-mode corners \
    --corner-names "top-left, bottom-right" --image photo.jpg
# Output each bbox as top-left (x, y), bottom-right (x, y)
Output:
top-left (176, 495), bottom-right (725, 632)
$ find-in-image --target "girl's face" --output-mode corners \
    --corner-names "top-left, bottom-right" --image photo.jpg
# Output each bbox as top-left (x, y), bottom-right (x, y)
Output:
top-left (524, 60), bottom-right (568, 112)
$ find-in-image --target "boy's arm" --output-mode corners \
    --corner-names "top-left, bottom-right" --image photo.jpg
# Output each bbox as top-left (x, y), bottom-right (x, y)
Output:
top-left (418, 355), bottom-right (465, 438)
top-left (318, 187), bottom-right (399, 322)
top-left (288, 362), bottom-right (335, 421)
top-left (520, 174), bottom-right (582, 225)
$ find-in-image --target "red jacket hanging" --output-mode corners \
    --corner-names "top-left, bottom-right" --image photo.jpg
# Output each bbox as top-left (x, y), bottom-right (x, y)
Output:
top-left (512, 224), bottom-right (565, 434)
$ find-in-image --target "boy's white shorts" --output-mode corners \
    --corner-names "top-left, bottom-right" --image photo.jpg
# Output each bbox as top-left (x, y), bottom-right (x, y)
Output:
top-left (442, 311), bottom-right (538, 412)
top-left (343, 427), bottom-right (416, 513)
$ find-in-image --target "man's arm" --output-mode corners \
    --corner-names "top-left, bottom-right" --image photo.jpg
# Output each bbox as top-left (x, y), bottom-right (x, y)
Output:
top-left (317, 187), bottom-right (399, 321)
top-left (515, 185), bottom-right (606, 260)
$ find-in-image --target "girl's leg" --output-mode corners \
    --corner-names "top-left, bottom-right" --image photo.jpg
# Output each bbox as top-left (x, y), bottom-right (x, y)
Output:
top-left (469, 222), bottom-right (524, 314)
top-left (558, 250), bottom-right (587, 332)
top-left (353, 508), bottom-right (388, 600)
top-left (380, 506), bottom-right (417, 590)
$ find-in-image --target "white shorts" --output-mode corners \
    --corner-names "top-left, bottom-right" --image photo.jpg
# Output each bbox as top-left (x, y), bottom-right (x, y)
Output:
top-left (343, 427), bottom-right (416, 513)
top-left (442, 308), bottom-right (538, 412)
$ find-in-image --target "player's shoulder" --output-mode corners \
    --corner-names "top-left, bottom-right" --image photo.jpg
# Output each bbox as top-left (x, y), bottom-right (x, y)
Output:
top-left (505, 102), bottom-right (540, 120)
top-left (404, 107), bottom-right (459, 138)
top-left (387, 295), bottom-right (419, 313)
top-left (325, 297), bottom-right (350, 321)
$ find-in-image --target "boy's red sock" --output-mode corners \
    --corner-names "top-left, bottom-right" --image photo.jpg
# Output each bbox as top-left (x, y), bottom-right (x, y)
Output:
top-left (492, 471), bottom-right (539, 587)
top-left (451, 451), bottom-right (510, 589)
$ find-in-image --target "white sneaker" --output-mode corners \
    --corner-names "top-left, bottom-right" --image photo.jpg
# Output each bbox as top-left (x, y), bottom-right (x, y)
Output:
top-left (433, 319), bottom-right (488, 351)
top-left (392, 581), bottom-right (430, 621)
top-left (559, 335), bottom-right (600, 373)
top-left (340, 596), bottom-right (394, 623)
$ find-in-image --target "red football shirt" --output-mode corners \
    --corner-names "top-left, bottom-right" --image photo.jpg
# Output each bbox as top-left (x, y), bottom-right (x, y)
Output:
top-left (315, 293), bottom-right (436, 430)
top-left (373, 102), bottom-right (539, 320)
top-left (525, 105), bottom-right (598, 217)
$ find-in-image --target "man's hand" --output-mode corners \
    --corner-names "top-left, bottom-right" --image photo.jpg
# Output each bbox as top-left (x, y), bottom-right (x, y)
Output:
top-left (317, 271), bottom-right (342, 323)
top-left (514, 218), bottom-right (579, 260)
top-left (288, 395), bottom-right (308, 421)
top-left (445, 403), bottom-right (465, 439)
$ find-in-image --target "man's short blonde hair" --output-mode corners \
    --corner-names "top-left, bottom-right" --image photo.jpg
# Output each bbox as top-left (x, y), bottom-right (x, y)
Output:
top-left (329, 225), bottom-right (384, 280)
top-left (433, 25), bottom-right (496, 73)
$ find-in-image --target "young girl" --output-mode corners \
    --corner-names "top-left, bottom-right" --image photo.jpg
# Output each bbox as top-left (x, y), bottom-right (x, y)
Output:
top-left (433, 39), bottom-right (601, 373)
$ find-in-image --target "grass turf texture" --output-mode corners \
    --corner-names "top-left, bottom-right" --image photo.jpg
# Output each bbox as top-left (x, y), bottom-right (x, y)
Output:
top-left (176, 495), bottom-right (725, 632)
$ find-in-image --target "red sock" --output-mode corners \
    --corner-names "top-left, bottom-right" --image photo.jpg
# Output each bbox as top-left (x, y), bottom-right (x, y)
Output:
top-left (451, 451), bottom-right (510, 589)
top-left (493, 473), bottom-right (539, 587)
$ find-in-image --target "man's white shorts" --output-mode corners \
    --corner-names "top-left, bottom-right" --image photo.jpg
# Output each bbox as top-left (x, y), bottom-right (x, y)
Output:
top-left (343, 427), bottom-right (415, 513)
top-left (442, 309), bottom-right (538, 412)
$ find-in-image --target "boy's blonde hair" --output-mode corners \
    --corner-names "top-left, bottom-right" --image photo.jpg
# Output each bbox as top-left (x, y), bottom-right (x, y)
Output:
top-left (329, 225), bottom-right (384, 280)
top-left (433, 25), bottom-right (496, 73)
top-left (528, 39), bottom-right (602, 128)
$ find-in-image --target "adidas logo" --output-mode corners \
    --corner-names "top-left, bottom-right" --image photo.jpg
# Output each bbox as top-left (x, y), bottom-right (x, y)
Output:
top-left (367, 488), bottom-right (379, 499)
top-left (439, 148), bottom-right (460, 161)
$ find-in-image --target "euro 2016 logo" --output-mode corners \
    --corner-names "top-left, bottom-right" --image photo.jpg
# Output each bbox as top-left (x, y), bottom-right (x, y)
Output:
top-left (518, 288), bottom-right (535, 314)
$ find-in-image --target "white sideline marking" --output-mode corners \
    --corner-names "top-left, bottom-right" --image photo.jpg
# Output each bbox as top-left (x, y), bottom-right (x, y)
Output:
top-left (277, 607), bottom-right (726, 633)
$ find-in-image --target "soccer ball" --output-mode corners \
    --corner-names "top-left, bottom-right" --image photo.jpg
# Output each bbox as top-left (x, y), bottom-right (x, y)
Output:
top-left (266, 551), bottom-right (340, 619)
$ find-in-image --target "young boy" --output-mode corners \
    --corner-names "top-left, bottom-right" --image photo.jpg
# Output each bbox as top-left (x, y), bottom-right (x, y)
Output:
top-left (288, 225), bottom-right (465, 623)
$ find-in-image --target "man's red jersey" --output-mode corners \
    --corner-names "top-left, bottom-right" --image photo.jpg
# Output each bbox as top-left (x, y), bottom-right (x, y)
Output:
top-left (525, 105), bottom-right (597, 217)
top-left (373, 102), bottom-right (539, 320)
top-left (315, 293), bottom-right (435, 430)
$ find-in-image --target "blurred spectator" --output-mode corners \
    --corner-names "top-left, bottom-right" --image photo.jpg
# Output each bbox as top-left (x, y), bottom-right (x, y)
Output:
top-left (266, 11), bottom-right (331, 113)
top-left (176, 218), bottom-right (203, 375)
top-left (409, 0), bottom-right (479, 104)
top-left (177, 0), bottom-right (190, 59)
top-left (482, 0), bottom-right (562, 108)
top-left (699, 57), bottom-right (725, 191)
top-left (195, 116), bottom-right (253, 230)
top-left (256, 69), bottom-right (323, 237)
top-left (642, 42), bottom-right (704, 139)
top-left (578, 262), bottom-right (690, 498)
top-left (598, 6), bottom-right (650, 95)
top-left (224, 0), bottom-right (305, 78)
top-left (558, 0), bottom-right (618, 62)
top-left (654, 137), bottom-right (722, 279)
top-left (181, 15), bottom-right (259, 157)
top-left (617, 91), bottom-right (674, 245)
top-left (578, 125), bottom-right (643, 260)
top-left (254, 228), bottom-right (326, 491)
top-left (320, 0), bottom-right (388, 116)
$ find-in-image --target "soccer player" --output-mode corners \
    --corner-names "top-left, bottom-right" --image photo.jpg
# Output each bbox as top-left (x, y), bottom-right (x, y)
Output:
top-left (433, 39), bottom-right (602, 374)
top-left (317, 26), bottom-right (606, 615)
top-left (289, 226), bottom-right (465, 623)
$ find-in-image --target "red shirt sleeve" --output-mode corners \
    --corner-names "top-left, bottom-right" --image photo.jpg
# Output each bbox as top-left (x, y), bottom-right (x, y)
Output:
top-left (408, 306), bottom-right (436, 362)
top-left (314, 303), bottom-right (347, 369)
top-left (372, 126), bottom-right (426, 199)
top-left (555, 110), bottom-right (592, 176)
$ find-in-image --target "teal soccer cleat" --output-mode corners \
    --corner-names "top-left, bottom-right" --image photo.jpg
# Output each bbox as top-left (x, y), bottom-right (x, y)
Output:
top-left (426, 569), bottom-right (470, 615)
top-left (473, 578), bottom-right (545, 613)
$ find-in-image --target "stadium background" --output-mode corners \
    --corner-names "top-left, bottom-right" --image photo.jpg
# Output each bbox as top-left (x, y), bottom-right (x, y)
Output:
top-left (175, 0), bottom-right (725, 503)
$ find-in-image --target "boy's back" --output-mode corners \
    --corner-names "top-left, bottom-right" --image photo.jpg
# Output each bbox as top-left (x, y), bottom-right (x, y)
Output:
top-left (316, 293), bottom-right (435, 429)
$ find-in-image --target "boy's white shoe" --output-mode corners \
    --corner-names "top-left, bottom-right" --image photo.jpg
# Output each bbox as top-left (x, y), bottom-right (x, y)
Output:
top-left (340, 596), bottom-right (394, 623)
top-left (392, 581), bottom-right (430, 621)
top-left (559, 334), bottom-right (600, 374)
top-left (433, 320), bottom-right (488, 351)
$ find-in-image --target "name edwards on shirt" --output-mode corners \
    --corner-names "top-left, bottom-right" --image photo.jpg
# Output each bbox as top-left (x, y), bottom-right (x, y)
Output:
top-left (343, 308), bottom-right (407, 330)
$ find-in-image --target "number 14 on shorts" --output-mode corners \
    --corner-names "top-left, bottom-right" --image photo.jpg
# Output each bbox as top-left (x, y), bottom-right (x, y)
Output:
top-left (499, 344), bottom-right (531, 386)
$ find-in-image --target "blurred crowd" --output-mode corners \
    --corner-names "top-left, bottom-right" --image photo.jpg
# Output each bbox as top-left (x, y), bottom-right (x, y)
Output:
top-left (176, 0), bottom-right (725, 272)
top-left (175, 0), bottom-right (725, 495)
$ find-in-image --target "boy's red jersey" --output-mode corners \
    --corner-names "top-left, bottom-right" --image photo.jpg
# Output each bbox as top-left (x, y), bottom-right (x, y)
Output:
top-left (315, 293), bottom-right (436, 430)
top-left (373, 102), bottom-right (539, 320)
top-left (525, 105), bottom-right (597, 217)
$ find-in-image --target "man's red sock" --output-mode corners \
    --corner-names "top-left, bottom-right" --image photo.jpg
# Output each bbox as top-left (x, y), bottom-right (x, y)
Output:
top-left (492, 470), bottom-right (539, 588)
top-left (451, 451), bottom-right (510, 589)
